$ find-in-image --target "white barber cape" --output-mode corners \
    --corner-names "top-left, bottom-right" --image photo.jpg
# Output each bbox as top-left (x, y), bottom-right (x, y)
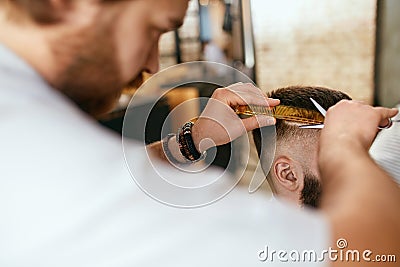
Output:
top-left (0, 43), bottom-right (330, 267)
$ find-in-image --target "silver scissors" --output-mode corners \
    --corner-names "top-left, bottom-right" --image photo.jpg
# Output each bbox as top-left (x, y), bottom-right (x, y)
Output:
top-left (299, 98), bottom-right (400, 129)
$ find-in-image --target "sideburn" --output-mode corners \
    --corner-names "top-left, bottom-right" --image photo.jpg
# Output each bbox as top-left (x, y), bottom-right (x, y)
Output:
top-left (300, 172), bottom-right (322, 208)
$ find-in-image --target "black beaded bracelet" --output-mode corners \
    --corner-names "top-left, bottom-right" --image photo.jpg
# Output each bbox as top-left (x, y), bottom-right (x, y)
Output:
top-left (177, 121), bottom-right (203, 161)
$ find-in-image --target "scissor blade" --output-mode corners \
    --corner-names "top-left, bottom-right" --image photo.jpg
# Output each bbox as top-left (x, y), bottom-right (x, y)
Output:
top-left (298, 124), bottom-right (324, 129)
top-left (310, 97), bottom-right (327, 117)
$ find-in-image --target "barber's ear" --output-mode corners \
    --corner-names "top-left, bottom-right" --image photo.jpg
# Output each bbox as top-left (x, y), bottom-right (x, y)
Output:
top-left (273, 156), bottom-right (302, 192)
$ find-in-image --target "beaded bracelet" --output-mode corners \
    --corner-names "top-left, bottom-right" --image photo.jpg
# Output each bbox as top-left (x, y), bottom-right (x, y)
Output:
top-left (177, 121), bottom-right (206, 162)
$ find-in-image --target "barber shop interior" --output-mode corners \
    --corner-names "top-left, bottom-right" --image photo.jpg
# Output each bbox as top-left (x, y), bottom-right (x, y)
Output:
top-left (2, 0), bottom-right (400, 265)
top-left (100, 0), bottom-right (400, 202)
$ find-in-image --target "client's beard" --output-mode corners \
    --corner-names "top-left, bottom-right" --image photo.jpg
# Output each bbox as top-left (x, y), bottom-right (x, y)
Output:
top-left (300, 171), bottom-right (322, 208)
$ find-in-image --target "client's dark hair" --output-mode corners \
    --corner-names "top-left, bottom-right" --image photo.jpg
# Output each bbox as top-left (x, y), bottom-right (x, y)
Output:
top-left (252, 86), bottom-right (351, 208)
top-left (252, 85), bottom-right (352, 158)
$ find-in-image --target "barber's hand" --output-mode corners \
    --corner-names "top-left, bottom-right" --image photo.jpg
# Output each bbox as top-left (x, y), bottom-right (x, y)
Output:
top-left (191, 83), bottom-right (280, 152)
top-left (320, 100), bottom-right (398, 152)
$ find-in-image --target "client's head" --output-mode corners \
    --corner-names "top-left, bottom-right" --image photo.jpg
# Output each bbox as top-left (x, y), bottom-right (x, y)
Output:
top-left (252, 86), bottom-right (351, 208)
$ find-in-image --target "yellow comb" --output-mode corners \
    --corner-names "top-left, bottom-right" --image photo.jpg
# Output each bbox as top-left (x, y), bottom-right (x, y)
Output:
top-left (234, 104), bottom-right (325, 125)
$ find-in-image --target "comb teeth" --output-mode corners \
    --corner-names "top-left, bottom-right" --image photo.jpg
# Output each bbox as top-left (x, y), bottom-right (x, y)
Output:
top-left (235, 104), bottom-right (272, 116)
top-left (234, 104), bottom-right (324, 124)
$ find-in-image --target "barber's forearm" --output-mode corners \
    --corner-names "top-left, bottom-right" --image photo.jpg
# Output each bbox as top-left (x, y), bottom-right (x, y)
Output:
top-left (319, 146), bottom-right (400, 267)
top-left (318, 141), bottom-right (364, 198)
top-left (319, 144), bottom-right (396, 217)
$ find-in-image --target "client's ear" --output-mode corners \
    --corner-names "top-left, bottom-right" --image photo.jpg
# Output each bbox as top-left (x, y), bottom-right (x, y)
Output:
top-left (273, 156), bottom-right (302, 192)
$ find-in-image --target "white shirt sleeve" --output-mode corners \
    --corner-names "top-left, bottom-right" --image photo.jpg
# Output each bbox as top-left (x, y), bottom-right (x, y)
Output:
top-left (0, 134), bottom-right (331, 267)
top-left (370, 105), bottom-right (400, 185)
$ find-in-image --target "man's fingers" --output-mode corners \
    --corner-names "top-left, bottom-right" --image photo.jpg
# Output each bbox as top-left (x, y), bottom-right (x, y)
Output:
top-left (388, 108), bottom-right (399, 117)
top-left (226, 89), bottom-right (280, 107)
top-left (242, 115), bottom-right (276, 132)
top-left (375, 107), bottom-right (399, 128)
top-left (231, 94), bottom-right (280, 107)
top-left (221, 84), bottom-right (280, 108)
top-left (266, 98), bottom-right (280, 106)
top-left (375, 107), bottom-right (398, 118)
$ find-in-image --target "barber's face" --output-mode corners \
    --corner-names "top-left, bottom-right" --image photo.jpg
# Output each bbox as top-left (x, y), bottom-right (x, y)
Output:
top-left (113, 0), bottom-right (188, 81)
top-left (56, 0), bottom-right (188, 116)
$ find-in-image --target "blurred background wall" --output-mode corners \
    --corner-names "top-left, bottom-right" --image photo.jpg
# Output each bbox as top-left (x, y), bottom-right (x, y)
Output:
top-left (251, 0), bottom-right (376, 103)
top-left (157, 0), bottom-right (399, 104)
top-left (155, 0), bottom-right (400, 106)
top-left (376, 0), bottom-right (400, 107)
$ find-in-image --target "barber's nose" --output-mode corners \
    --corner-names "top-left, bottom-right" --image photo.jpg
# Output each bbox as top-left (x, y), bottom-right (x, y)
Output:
top-left (143, 44), bottom-right (160, 74)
